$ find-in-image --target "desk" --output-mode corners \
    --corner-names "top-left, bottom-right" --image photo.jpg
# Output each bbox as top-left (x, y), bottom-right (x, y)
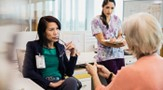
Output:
top-left (77, 52), bottom-right (96, 65)
top-left (77, 52), bottom-right (137, 65)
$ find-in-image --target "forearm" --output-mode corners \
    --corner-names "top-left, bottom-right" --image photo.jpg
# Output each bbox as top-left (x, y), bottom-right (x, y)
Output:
top-left (101, 41), bottom-right (123, 48)
top-left (49, 80), bottom-right (64, 88)
top-left (65, 55), bottom-right (77, 76)
top-left (49, 82), bottom-right (59, 88)
top-left (92, 73), bottom-right (103, 89)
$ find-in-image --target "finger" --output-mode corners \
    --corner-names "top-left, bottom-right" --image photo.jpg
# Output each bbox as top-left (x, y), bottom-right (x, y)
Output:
top-left (85, 63), bottom-right (89, 69)
top-left (86, 63), bottom-right (93, 70)
top-left (66, 46), bottom-right (73, 50)
top-left (66, 45), bottom-right (71, 50)
top-left (60, 80), bottom-right (65, 83)
top-left (60, 80), bottom-right (64, 82)
top-left (97, 64), bottom-right (104, 69)
top-left (65, 43), bottom-right (71, 49)
top-left (65, 41), bottom-right (72, 46)
top-left (66, 44), bottom-right (75, 50)
top-left (86, 63), bottom-right (91, 67)
top-left (93, 61), bottom-right (97, 66)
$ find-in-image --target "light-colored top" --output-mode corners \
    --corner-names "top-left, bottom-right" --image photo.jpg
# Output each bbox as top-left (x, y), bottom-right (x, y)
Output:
top-left (91, 15), bottom-right (124, 62)
top-left (42, 48), bottom-right (61, 79)
top-left (96, 54), bottom-right (163, 90)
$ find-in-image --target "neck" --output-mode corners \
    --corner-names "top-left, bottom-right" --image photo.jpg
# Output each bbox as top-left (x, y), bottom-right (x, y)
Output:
top-left (106, 16), bottom-right (111, 23)
top-left (46, 42), bottom-right (54, 49)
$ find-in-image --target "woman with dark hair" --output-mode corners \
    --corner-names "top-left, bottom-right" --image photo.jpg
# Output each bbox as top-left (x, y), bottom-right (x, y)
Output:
top-left (23, 16), bottom-right (79, 90)
top-left (91, 0), bottom-right (125, 74)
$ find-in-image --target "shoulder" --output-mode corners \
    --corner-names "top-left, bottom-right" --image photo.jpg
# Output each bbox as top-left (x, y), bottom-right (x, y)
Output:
top-left (112, 65), bottom-right (138, 83)
top-left (111, 15), bottom-right (121, 22)
top-left (26, 40), bottom-right (42, 51)
top-left (115, 65), bottom-right (139, 81)
top-left (92, 15), bottom-right (101, 23)
top-left (108, 65), bottom-right (139, 89)
top-left (26, 40), bottom-right (40, 46)
top-left (91, 15), bottom-right (103, 26)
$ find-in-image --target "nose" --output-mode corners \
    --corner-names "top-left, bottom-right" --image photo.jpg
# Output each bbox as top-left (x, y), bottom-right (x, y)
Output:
top-left (108, 8), bottom-right (112, 13)
top-left (53, 29), bottom-right (59, 36)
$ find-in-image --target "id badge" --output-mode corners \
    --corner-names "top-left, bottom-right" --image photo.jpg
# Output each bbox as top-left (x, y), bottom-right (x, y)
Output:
top-left (35, 54), bottom-right (46, 69)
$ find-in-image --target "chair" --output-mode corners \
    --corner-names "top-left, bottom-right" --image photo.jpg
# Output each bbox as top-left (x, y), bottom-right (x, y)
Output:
top-left (16, 49), bottom-right (26, 72)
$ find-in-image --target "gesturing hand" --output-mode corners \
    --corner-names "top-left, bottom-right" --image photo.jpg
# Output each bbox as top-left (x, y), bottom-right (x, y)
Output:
top-left (86, 62), bottom-right (98, 76)
top-left (96, 64), bottom-right (111, 79)
top-left (65, 41), bottom-right (76, 56)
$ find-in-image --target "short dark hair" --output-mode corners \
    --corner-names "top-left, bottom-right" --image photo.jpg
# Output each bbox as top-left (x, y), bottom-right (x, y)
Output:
top-left (37, 16), bottom-right (61, 45)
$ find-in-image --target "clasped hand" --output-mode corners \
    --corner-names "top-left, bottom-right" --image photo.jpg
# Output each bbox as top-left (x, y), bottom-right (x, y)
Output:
top-left (49, 80), bottom-right (64, 88)
top-left (86, 62), bottom-right (111, 79)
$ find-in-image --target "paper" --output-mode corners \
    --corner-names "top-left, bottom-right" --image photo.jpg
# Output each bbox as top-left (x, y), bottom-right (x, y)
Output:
top-left (103, 39), bottom-right (124, 44)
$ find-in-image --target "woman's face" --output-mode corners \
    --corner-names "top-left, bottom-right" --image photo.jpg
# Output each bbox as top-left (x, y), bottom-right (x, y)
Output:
top-left (44, 22), bottom-right (60, 43)
top-left (102, 1), bottom-right (115, 17)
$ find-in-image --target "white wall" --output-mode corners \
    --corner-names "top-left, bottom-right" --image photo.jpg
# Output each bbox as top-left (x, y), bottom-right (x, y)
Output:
top-left (114, 0), bottom-right (123, 20)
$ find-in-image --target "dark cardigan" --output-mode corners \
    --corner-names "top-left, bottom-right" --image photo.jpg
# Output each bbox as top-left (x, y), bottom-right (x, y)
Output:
top-left (23, 40), bottom-right (78, 89)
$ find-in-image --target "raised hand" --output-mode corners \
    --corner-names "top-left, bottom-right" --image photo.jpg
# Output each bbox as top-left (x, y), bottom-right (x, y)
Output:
top-left (65, 41), bottom-right (77, 56)
top-left (97, 64), bottom-right (111, 79)
top-left (86, 62), bottom-right (98, 76)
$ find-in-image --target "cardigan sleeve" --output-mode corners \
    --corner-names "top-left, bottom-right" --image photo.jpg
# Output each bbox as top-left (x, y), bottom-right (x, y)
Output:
top-left (65, 55), bottom-right (78, 76)
top-left (61, 46), bottom-right (78, 76)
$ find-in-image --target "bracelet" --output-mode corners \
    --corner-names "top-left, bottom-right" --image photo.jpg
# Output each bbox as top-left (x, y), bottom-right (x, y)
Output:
top-left (106, 72), bottom-right (113, 84)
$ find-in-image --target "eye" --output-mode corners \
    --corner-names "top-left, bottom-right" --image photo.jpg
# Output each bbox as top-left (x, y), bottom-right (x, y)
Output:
top-left (50, 28), bottom-right (54, 31)
top-left (48, 28), bottom-right (54, 31)
top-left (56, 28), bottom-right (59, 30)
top-left (106, 6), bottom-right (110, 9)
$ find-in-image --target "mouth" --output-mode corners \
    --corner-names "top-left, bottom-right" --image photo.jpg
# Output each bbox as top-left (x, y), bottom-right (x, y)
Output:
top-left (52, 37), bottom-right (59, 41)
top-left (106, 13), bottom-right (111, 15)
top-left (53, 36), bottom-right (59, 39)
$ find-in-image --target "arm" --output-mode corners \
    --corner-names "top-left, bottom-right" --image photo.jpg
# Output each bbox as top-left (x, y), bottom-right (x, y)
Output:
top-left (95, 33), bottom-right (122, 48)
top-left (86, 63), bottom-right (103, 89)
top-left (62, 42), bottom-right (78, 76)
top-left (86, 63), bottom-right (118, 90)
top-left (49, 80), bottom-right (64, 88)
top-left (89, 64), bottom-right (134, 90)
top-left (64, 53), bottom-right (77, 76)
top-left (91, 17), bottom-right (124, 48)
top-left (96, 64), bottom-right (115, 83)
top-left (115, 17), bottom-right (126, 47)
top-left (23, 42), bottom-right (50, 89)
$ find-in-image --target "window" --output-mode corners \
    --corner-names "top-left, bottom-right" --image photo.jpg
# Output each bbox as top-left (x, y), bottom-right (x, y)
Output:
top-left (28, 0), bottom-right (112, 31)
